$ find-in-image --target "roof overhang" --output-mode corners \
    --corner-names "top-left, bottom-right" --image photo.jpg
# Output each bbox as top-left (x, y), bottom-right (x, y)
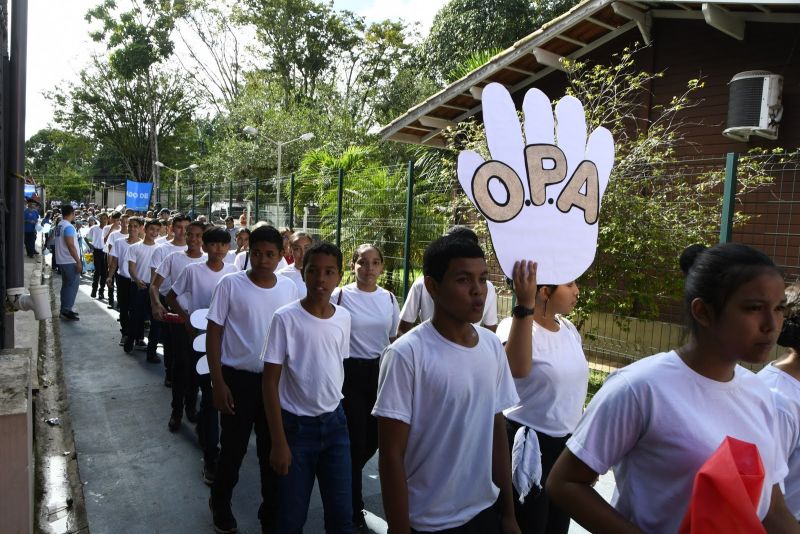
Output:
top-left (380, 0), bottom-right (800, 148)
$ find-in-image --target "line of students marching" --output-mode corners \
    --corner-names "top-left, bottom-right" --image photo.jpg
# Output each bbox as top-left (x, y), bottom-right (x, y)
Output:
top-left (86, 208), bottom-right (800, 534)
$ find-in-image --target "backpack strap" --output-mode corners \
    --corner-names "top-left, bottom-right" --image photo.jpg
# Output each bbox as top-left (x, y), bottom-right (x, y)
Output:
top-left (244, 251), bottom-right (249, 270)
top-left (336, 289), bottom-right (343, 305)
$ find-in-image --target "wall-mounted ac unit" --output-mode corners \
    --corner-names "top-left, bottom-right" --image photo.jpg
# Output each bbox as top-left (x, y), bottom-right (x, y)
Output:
top-left (723, 71), bottom-right (783, 142)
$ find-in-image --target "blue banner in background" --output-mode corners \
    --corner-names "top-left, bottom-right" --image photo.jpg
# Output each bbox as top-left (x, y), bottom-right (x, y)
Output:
top-left (24, 184), bottom-right (36, 198)
top-left (125, 180), bottom-right (153, 211)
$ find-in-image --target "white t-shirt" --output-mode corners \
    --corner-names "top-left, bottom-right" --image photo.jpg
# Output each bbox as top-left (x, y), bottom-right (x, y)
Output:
top-left (207, 272), bottom-right (298, 373)
top-left (261, 301), bottom-right (351, 416)
top-left (234, 250), bottom-right (249, 270)
top-left (567, 351), bottom-right (788, 533)
top-left (102, 224), bottom-right (114, 248)
top-left (107, 230), bottom-right (127, 255)
top-left (502, 316), bottom-right (589, 437)
top-left (331, 283), bottom-right (400, 360)
top-left (157, 251), bottom-right (206, 304)
top-left (111, 238), bottom-right (138, 279)
top-left (54, 220), bottom-right (77, 265)
top-left (87, 225), bottom-right (105, 250)
top-left (171, 261), bottom-right (239, 314)
top-left (155, 235), bottom-right (168, 244)
top-left (372, 321), bottom-right (519, 531)
top-left (150, 243), bottom-right (188, 294)
top-left (399, 276), bottom-right (498, 327)
top-left (758, 363), bottom-right (800, 519)
top-left (127, 242), bottom-right (159, 283)
top-left (224, 249), bottom-right (237, 264)
top-left (277, 264), bottom-right (307, 299)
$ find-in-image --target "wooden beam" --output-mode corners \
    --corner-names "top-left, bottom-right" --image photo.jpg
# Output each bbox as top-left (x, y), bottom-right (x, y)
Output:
top-left (586, 16), bottom-right (618, 31)
top-left (532, 47), bottom-right (567, 71)
top-left (702, 3), bottom-right (745, 40)
top-left (419, 116), bottom-right (457, 129)
top-left (554, 34), bottom-right (587, 47)
top-left (440, 103), bottom-right (471, 112)
top-left (502, 64), bottom-right (538, 76)
top-left (612, 1), bottom-right (652, 44)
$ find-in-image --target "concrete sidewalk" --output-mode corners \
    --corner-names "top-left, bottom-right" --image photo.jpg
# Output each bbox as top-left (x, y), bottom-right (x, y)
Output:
top-left (57, 272), bottom-right (388, 533)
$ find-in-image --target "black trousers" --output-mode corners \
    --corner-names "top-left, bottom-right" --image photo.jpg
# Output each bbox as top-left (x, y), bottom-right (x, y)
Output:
top-left (342, 357), bottom-right (379, 519)
top-left (171, 324), bottom-right (198, 413)
top-left (108, 254), bottom-right (116, 303)
top-left (211, 366), bottom-right (277, 530)
top-left (24, 231), bottom-right (36, 256)
top-left (197, 359), bottom-right (219, 465)
top-left (129, 285), bottom-right (159, 357)
top-left (91, 248), bottom-right (107, 296)
top-left (411, 500), bottom-right (500, 533)
top-left (116, 275), bottom-right (131, 336)
top-left (158, 295), bottom-right (173, 380)
top-left (506, 419), bottom-right (571, 534)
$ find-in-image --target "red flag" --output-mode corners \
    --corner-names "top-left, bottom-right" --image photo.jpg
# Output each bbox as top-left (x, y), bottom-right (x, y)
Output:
top-left (679, 436), bottom-right (766, 534)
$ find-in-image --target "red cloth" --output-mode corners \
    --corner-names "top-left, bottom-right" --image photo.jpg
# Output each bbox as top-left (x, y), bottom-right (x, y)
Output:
top-left (679, 436), bottom-right (766, 534)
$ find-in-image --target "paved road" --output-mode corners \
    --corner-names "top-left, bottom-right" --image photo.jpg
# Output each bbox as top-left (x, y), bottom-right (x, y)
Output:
top-left (57, 271), bottom-right (613, 533)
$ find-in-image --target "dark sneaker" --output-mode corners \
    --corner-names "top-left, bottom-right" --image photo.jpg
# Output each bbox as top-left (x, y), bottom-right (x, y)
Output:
top-left (134, 339), bottom-right (147, 351)
top-left (146, 353), bottom-right (161, 364)
top-left (123, 337), bottom-right (134, 354)
top-left (168, 411), bottom-right (181, 432)
top-left (209, 497), bottom-right (237, 533)
top-left (107, 300), bottom-right (115, 309)
top-left (354, 510), bottom-right (369, 533)
top-left (59, 311), bottom-right (79, 321)
top-left (98, 293), bottom-right (105, 300)
top-left (202, 462), bottom-right (217, 486)
top-left (90, 290), bottom-right (97, 298)
top-left (185, 405), bottom-right (198, 423)
top-left (119, 335), bottom-right (127, 347)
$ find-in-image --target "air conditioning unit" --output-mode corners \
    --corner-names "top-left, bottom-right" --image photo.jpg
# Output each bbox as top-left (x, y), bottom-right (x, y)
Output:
top-left (723, 71), bottom-right (783, 142)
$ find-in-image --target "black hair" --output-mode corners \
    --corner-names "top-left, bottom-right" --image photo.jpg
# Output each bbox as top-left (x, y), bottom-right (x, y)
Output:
top-left (187, 221), bottom-right (206, 233)
top-left (62, 205), bottom-right (75, 217)
top-left (444, 225), bottom-right (479, 244)
top-left (290, 231), bottom-right (313, 245)
top-left (202, 226), bottom-right (231, 245)
top-left (144, 218), bottom-right (163, 229)
top-left (681, 243), bottom-right (782, 335)
top-left (172, 213), bottom-right (190, 225)
top-left (236, 227), bottom-right (250, 237)
top-left (423, 235), bottom-right (485, 282)
top-left (778, 283), bottom-right (800, 350)
top-left (127, 216), bottom-right (144, 227)
top-left (225, 216), bottom-right (234, 222)
top-left (304, 242), bottom-right (343, 273)
top-left (352, 243), bottom-right (384, 264)
top-left (250, 224), bottom-right (283, 251)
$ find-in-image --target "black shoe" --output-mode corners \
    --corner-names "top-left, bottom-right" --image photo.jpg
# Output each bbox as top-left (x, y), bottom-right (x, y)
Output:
top-left (209, 497), bottom-right (237, 533)
top-left (119, 335), bottom-right (127, 346)
top-left (90, 290), bottom-right (97, 298)
top-left (185, 405), bottom-right (198, 423)
top-left (134, 339), bottom-right (147, 351)
top-left (59, 311), bottom-right (79, 321)
top-left (98, 294), bottom-right (105, 300)
top-left (123, 337), bottom-right (134, 354)
top-left (168, 411), bottom-right (181, 432)
top-left (202, 461), bottom-right (217, 486)
top-left (107, 301), bottom-right (115, 309)
top-left (353, 510), bottom-right (369, 533)
top-left (146, 353), bottom-right (161, 364)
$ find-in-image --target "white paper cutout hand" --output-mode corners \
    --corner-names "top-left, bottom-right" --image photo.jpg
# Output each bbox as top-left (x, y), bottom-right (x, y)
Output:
top-left (457, 83), bottom-right (614, 285)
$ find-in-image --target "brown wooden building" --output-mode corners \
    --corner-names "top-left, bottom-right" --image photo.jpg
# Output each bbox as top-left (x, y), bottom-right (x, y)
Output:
top-left (381, 0), bottom-right (800, 277)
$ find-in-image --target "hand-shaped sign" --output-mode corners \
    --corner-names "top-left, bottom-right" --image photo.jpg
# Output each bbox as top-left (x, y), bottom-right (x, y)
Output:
top-left (457, 83), bottom-right (614, 285)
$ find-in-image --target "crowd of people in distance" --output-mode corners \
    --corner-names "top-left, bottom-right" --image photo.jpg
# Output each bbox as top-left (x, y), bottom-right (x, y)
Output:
top-left (38, 199), bottom-right (800, 533)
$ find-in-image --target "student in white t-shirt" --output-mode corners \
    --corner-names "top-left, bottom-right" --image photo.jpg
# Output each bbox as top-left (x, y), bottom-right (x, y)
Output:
top-left (498, 270), bottom-right (586, 534)
top-left (155, 221), bottom-right (206, 431)
top-left (88, 212), bottom-right (108, 300)
top-left (168, 226), bottom-right (238, 485)
top-left (277, 231), bottom-right (312, 298)
top-left (207, 225), bottom-right (298, 534)
top-left (148, 214), bottom-right (190, 386)
top-left (262, 242), bottom-right (353, 533)
top-left (103, 212), bottom-right (125, 308)
top-left (758, 283), bottom-right (800, 520)
top-left (108, 217), bottom-right (142, 346)
top-left (397, 226), bottom-right (498, 336)
top-left (548, 243), bottom-right (798, 533)
top-left (373, 235), bottom-right (520, 533)
top-left (331, 244), bottom-right (400, 529)
top-left (125, 218), bottom-right (163, 359)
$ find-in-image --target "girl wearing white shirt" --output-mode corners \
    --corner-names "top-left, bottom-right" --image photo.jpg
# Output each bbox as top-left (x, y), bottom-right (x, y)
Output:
top-left (758, 283), bottom-right (800, 520)
top-left (502, 277), bottom-right (586, 534)
top-left (331, 244), bottom-right (400, 530)
top-left (547, 243), bottom-right (798, 533)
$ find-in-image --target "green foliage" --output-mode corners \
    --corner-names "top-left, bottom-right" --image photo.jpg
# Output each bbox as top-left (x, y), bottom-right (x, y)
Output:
top-left (447, 48), bottom-right (504, 82)
top-left (26, 129), bottom-right (97, 202)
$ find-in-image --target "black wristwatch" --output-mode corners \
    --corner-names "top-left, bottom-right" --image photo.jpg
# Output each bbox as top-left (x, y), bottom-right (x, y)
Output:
top-left (511, 305), bottom-right (534, 318)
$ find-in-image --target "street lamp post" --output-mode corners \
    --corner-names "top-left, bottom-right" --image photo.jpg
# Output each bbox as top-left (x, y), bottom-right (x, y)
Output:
top-left (154, 161), bottom-right (199, 211)
top-left (243, 127), bottom-right (314, 221)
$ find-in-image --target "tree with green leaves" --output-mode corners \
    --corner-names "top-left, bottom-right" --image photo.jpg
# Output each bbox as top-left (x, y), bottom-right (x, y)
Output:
top-left (26, 129), bottom-right (97, 202)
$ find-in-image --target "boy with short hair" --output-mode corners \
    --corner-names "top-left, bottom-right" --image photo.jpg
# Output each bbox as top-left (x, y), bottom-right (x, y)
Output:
top-left (276, 232), bottom-right (312, 298)
top-left (126, 218), bottom-right (163, 359)
top-left (373, 235), bottom-right (520, 534)
top-left (207, 225), bottom-right (298, 534)
top-left (88, 212), bottom-right (108, 299)
top-left (262, 242), bottom-right (353, 533)
top-left (104, 211), bottom-right (124, 308)
top-left (108, 216), bottom-right (143, 346)
top-left (155, 220), bottom-right (206, 430)
top-left (168, 226), bottom-right (238, 484)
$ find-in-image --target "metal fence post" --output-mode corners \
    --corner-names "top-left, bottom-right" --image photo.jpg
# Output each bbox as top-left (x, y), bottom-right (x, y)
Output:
top-left (178, 185), bottom-right (182, 212)
top-left (335, 168), bottom-right (344, 248)
top-left (191, 181), bottom-right (196, 217)
top-left (228, 180), bottom-right (233, 216)
top-left (254, 175), bottom-right (260, 224)
top-left (208, 183), bottom-right (213, 219)
top-left (402, 161), bottom-right (415, 300)
top-left (289, 173), bottom-right (296, 229)
top-left (720, 152), bottom-right (739, 243)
